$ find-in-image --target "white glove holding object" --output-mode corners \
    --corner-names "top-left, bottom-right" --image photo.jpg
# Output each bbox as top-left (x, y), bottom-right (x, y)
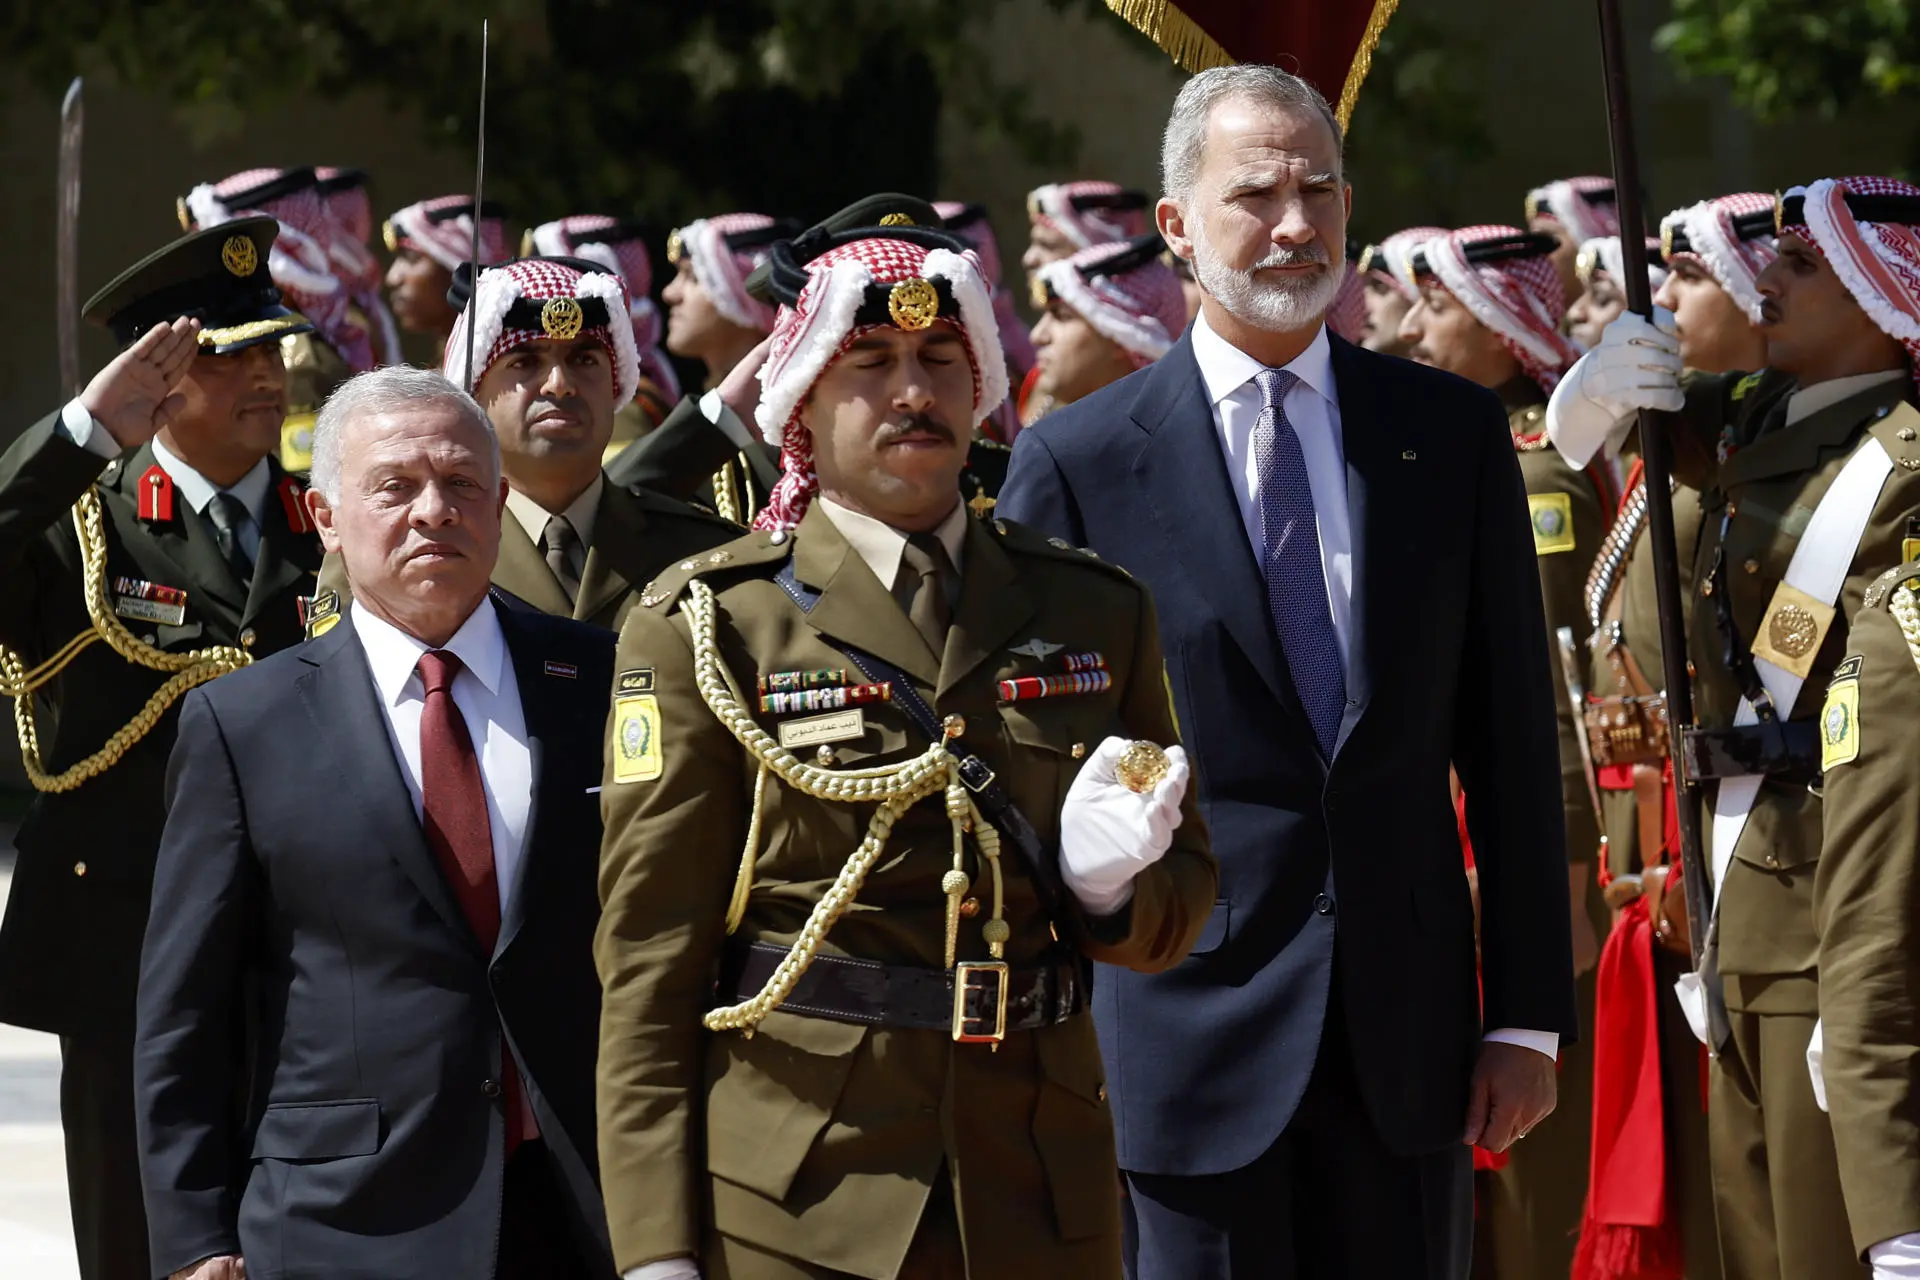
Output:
top-left (1547, 309), bottom-right (1683, 468)
top-left (625, 1259), bottom-right (701, 1280)
top-left (1058, 737), bottom-right (1190, 916)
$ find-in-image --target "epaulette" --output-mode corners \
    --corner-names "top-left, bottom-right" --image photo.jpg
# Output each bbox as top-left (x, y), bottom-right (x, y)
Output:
top-left (989, 517), bottom-right (1134, 581)
top-left (1730, 371), bottom-right (1767, 402)
top-left (1863, 560), bottom-right (1920, 612)
top-left (634, 527), bottom-right (794, 612)
top-left (1867, 401), bottom-right (1920, 475)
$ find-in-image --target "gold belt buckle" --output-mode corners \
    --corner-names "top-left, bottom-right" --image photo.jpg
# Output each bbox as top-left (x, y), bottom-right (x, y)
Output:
top-left (951, 961), bottom-right (1010, 1045)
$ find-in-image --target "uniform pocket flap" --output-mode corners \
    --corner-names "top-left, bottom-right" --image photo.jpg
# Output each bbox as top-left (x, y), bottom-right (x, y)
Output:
top-left (705, 1012), bottom-right (868, 1203)
top-left (1002, 701), bottom-right (1118, 759)
top-left (250, 1098), bottom-right (382, 1161)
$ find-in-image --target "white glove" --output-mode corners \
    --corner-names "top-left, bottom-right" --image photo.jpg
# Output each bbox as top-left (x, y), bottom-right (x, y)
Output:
top-left (1870, 1233), bottom-right (1920, 1279)
top-left (1058, 737), bottom-right (1190, 916)
top-left (1547, 309), bottom-right (1683, 468)
top-left (625, 1259), bottom-right (701, 1280)
top-left (1807, 1017), bottom-right (1828, 1113)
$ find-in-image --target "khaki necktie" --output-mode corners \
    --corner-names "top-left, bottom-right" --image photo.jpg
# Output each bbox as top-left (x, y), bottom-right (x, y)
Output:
top-left (541, 514), bottom-right (582, 604)
top-left (899, 532), bottom-right (955, 656)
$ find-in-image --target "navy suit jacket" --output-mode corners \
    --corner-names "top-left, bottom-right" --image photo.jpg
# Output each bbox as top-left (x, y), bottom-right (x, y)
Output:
top-left (134, 596), bottom-right (618, 1279)
top-left (998, 330), bottom-right (1578, 1176)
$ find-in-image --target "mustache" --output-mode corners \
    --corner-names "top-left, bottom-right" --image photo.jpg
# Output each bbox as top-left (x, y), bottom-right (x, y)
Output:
top-left (875, 412), bottom-right (956, 445)
top-left (1246, 243), bottom-right (1333, 272)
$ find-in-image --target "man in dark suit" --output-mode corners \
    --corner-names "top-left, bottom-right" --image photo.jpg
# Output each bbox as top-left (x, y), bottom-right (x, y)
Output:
top-left (997, 66), bottom-right (1578, 1280)
top-left (135, 365), bottom-right (617, 1280)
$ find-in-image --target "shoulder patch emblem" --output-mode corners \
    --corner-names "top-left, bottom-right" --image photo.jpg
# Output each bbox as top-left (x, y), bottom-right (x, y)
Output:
top-left (616, 668), bottom-right (656, 695)
top-left (1732, 371), bottom-right (1766, 402)
top-left (1821, 662), bottom-right (1861, 771)
top-left (1528, 492), bottom-right (1576, 555)
top-left (612, 674), bottom-right (663, 784)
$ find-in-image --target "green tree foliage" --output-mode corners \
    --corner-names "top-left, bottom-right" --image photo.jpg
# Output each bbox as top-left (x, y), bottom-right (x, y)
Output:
top-left (1344, 15), bottom-right (1497, 234)
top-left (1656, 0), bottom-right (1920, 119)
top-left (0, 0), bottom-right (1079, 226)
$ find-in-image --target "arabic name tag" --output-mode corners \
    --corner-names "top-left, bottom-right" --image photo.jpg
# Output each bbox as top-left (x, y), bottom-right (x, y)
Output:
top-left (113, 594), bottom-right (186, 626)
top-left (777, 708), bottom-right (866, 751)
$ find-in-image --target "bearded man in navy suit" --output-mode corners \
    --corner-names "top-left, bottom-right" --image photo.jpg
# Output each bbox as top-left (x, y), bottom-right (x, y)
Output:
top-left (998, 65), bottom-right (1578, 1280)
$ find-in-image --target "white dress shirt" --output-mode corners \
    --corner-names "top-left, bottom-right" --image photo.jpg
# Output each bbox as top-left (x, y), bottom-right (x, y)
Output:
top-left (351, 597), bottom-right (532, 918)
top-left (61, 397), bottom-right (271, 561)
top-left (1191, 317), bottom-right (1558, 1064)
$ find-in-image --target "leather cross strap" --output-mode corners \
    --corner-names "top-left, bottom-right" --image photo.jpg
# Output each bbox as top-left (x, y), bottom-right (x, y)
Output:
top-left (1680, 721), bottom-right (1821, 783)
top-left (771, 560), bottom-right (1081, 939)
top-left (724, 941), bottom-right (1085, 1034)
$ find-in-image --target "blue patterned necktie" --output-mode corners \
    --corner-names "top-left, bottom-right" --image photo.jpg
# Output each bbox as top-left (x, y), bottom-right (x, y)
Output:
top-left (1252, 367), bottom-right (1347, 757)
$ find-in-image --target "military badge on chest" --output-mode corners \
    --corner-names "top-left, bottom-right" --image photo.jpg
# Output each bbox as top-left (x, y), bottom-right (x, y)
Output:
top-left (998, 641), bottom-right (1109, 703)
top-left (112, 577), bottom-right (187, 627)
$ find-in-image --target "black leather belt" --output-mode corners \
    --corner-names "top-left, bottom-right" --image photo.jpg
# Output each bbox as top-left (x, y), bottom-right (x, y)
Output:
top-left (724, 942), bottom-right (1085, 1044)
top-left (1680, 721), bottom-right (1820, 783)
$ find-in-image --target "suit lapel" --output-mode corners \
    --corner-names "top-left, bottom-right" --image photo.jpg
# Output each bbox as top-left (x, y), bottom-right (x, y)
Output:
top-left (492, 511), bottom-right (575, 617)
top-left (1721, 378), bottom-right (1908, 489)
top-left (494, 610), bottom-right (556, 956)
top-left (793, 505), bottom-right (943, 688)
top-left (574, 480), bottom-right (643, 624)
top-left (1328, 337), bottom-right (1403, 756)
top-left (295, 622), bottom-right (481, 951)
top-left (937, 516), bottom-right (1035, 700)
top-left (1129, 335), bottom-right (1302, 722)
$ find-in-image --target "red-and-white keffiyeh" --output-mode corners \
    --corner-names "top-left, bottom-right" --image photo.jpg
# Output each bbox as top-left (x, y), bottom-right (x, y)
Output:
top-left (1425, 224), bottom-right (1585, 394)
top-left (528, 216), bottom-right (682, 403)
top-left (185, 168), bottom-right (372, 372)
top-left (385, 195), bottom-right (511, 274)
top-left (1027, 181), bottom-right (1149, 251)
top-left (314, 167), bottom-right (401, 367)
top-left (1036, 239), bottom-right (1187, 367)
top-left (754, 236), bottom-right (1006, 532)
top-left (669, 213), bottom-right (781, 333)
top-left (1578, 237), bottom-right (1670, 295)
top-left (1780, 176), bottom-right (1920, 384)
top-left (1364, 226), bottom-right (1448, 302)
top-left (1326, 262), bottom-right (1368, 345)
top-left (1528, 176), bottom-right (1620, 245)
top-left (1660, 192), bottom-right (1778, 324)
top-left (443, 257), bottom-right (639, 410)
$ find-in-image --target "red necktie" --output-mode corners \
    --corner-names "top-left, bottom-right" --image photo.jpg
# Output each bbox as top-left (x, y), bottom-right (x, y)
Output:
top-left (416, 650), bottom-right (533, 1151)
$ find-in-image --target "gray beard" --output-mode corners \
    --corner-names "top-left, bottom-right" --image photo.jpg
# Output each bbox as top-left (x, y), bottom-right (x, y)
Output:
top-left (1189, 217), bottom-right (1344, 333)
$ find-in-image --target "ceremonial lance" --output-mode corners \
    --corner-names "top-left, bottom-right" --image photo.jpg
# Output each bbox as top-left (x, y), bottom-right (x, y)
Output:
top-left (56, 77), bottom-right (83, 398)
top-left (1589, 0), bottom-right (1716, 996)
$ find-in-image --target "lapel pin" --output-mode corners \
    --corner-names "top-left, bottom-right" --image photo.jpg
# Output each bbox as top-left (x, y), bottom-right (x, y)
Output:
top-left (544, 660), bottom-right (579, 679)
top-left (1401, 449), bottom-right (1417, 461)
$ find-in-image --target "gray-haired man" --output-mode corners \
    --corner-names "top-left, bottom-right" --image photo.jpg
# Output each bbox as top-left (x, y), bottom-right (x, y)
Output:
top-left (135, 367), bottom-right (619, 1280)
top-left (999, 65), bottom-right (1577, 1280)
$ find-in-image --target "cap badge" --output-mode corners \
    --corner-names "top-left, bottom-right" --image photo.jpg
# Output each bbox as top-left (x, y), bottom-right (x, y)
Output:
top-left (1029, 272), bottom-right (1049, 311)
top-left (879, 212), bottom-right (915, 227)
top-left (665, 228), bottom-right (684, 264)
top-left (221, 235), bottom-right (259, 278)
top-left (382, 219), bottom-right (400, 253)
top-left (889, 278), bottom-right (939, 331)
top-left (175, 197), bottom-right (193, 233)
top-left (540, 296), bottom-right (585, 340)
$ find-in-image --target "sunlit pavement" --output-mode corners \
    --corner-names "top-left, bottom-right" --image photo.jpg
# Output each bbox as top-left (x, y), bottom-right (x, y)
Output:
top-left (0, 827), bottom-right (81, 1279)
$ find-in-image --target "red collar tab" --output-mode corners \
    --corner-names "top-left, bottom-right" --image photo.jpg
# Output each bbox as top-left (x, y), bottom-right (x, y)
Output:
top-left (136, 466), bottom-right (175, 523)
top-left (279, 476), bottom-right (313, 534)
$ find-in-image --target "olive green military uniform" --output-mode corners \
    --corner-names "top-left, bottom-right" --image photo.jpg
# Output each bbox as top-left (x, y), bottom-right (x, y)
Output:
top-left (1667, 366), bottom-right (1918, 1279)
top-left (1815, 561), bottom-right (1920, 1261)
top-left (1474, 381), bottom-right (1609, 1280)
top-left (0, 413), bottom-right (321, 1280)
top-left (1585, 474), bottom-right (1721, 1277)
top-left (277, 329), bottom-right (355, 473)
top-left (314, 475), bottom-right (740, 632)
top-left (594, 505), bottom-right (1216, 1280)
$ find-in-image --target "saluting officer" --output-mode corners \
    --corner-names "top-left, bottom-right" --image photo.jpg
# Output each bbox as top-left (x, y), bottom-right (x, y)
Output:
top-left (1553, 174), bottom-right (1920, 1280)
top-left (593, 210), bottom-right (1216, 1280)
top-left (0, 218), bottom-right (324, 1280)
top-left (313, 255), bottom-right (737, 634)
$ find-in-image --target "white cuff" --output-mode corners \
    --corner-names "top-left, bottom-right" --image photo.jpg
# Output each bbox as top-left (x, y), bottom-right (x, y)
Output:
top-left (624, 1259), bottom-right (700, 1280)
top-left (697, 388), bottom-right (724, 424)
top-left (1063, 875), bottom-right (1135, 918)
top-left (1869, 1232), bottom-right (1920, 1278)
top-left (1485, 1028), bottom-right (1559, 1061)
top-left (60, 397), bottom-right (117, 458)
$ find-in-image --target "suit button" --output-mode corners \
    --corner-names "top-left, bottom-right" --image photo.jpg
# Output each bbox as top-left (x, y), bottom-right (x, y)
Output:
top-left (942, 715), bottom-right (966, 739)
top-left (1743, 559), bottom-right (1760, 575)
top-left (1097, 1084), bottom-right (1108, 1104)
top-left (72, 861), bottom-right (87, 877)
top-left (1764, 854), bottom-right (1780, 869)
top-left (239, 628), bottom-right (257, 649)
top-left (1314, 894), bottom-right (1335, 916)
top-left (481, 1078), bottom-right (502, 1098)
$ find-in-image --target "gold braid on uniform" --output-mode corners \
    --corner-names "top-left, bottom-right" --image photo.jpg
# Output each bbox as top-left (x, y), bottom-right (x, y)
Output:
top-left (684, 578), bottom-right (1008, 1035)
top-left (0, 490), bottom-right (252, 792)
top-left (709, 459), bottom-right (744, 525)
top-left (1891, 583), bottom-right (1920, 677)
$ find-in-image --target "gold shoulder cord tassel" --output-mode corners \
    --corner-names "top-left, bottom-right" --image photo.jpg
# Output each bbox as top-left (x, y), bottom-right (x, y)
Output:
top-left (1892, 583), bottom-right (1920, 676)
top-left (684, 578), bottom-right (1005, 1035)
top-left (0, 490), bottom-right (251, 792)
top-left (710, 459), bottom-right (743, 525)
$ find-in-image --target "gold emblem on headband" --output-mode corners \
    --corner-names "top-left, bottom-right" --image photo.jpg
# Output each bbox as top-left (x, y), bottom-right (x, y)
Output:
top-left (519, 229), bottom-right (536, 257)
top-left (1524, 191), bottom-right (1544, 223)
top-left (176, 197), bottom-right (192, 232)
top-left (382, 220), bottom-right (400, 253)
top-left (540, 296), bottom-right (585, 340)
top-left (1029, 272), bottom-right (1050, 311)
top-left (1774, 190), bottom-right (1787, 235)
top-left (1026, 191), bottom-right (1042, 219)
top-left (1660, 219), bottom-right (1676, 262)
top-left (1575, 245), bottom-right (1600, 289)
top-left (879, 212), bottom-right (915, 227)
top-left (888, 278), bottom-right (940, 331)
top-left (666, 228), bottom-right (684, 264)
top-left (221, 235), bottom-right (258, 278)
top-left (1357, 245), bottom-right (1381, 275)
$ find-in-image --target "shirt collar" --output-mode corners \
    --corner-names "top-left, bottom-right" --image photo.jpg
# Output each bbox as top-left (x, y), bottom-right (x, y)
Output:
top-left (504, 472), bottom-right (605, 550)
top-left (150, 435), bottom-right (273, 523)
top-left (815, 494), bottom-right (970, 590)
top-left (1785, 368), bottom-right (1907, 426)
top-left (351, 594), bottom-right (508, 708)
top-left (1189, 309), bottom-right (1337, 409)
